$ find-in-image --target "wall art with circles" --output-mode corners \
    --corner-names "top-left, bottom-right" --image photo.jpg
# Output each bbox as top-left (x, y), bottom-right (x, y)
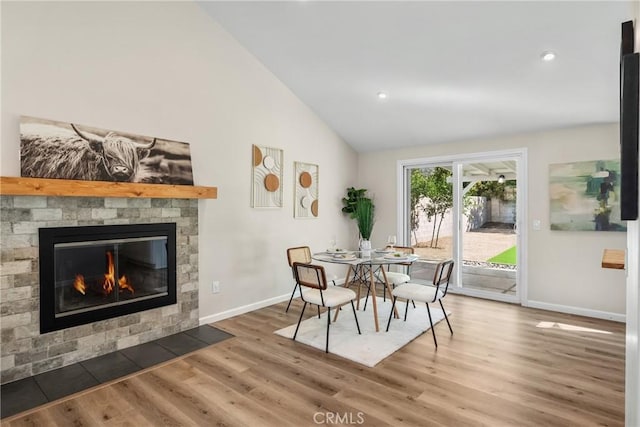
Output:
top-left (294, 162), bottom-right (319, 218)
top-left (252, 144), bottom-right (284, 208)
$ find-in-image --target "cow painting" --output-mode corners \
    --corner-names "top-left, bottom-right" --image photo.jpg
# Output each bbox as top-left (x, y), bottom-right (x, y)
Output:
top-left (20, 117), bottom-right (194, 185)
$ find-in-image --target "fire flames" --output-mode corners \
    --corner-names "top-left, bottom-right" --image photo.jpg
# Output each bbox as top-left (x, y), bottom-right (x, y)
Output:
top-left (118, 274), bottom-right (135, 295)
top-left (73, 274), bottom-right (86, 295)
top-left (72, 251), bottom-right (135, 296)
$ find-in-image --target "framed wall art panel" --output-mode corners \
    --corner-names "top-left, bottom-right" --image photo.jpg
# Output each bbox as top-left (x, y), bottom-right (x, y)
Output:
top-left (549, 159), bottom-right (626, 232)
top-left (294, 162), bottom-right (318, 218)
top-left (252, 144), bottom-right (283, 208)
top-left (20, 116), bottom-right (194, 185)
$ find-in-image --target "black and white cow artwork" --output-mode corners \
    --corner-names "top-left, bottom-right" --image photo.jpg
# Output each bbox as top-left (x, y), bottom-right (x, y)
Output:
top-left (20, 117), bottom-right (194, 185)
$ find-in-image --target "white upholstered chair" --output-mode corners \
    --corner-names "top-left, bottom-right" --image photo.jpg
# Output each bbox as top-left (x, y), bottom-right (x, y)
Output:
top-left (367, 245), bottom-right (414, 307)
top-left (376, 245), bottom-right (414, 286)
top-left (292, 262), bottom-right (361, 352)
top-left (385, 259), bottom-right (454, 348)
top-left (286, 246), bottom-right (343, 313)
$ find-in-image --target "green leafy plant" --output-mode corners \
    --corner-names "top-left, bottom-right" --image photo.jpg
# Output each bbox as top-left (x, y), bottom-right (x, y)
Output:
top-left (341, 187), bottom-right (368, 219)
top-left (355, 197), bottom-right (375, 240)
top-left (342, 187), bottom-right (375, 240)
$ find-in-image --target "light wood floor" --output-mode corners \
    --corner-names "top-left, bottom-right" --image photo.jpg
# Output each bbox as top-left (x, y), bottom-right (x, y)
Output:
top-left (3, 294), bottom-right (625, 426)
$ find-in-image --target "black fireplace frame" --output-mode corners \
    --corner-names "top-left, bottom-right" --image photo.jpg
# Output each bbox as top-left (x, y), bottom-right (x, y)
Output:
top-left (39, 223), bottom-right (177, 334)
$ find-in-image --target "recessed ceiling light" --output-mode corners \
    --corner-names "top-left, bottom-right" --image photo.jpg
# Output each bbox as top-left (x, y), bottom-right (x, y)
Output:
top-left (541, 51), bottom-right (556, 62)
top-left (377, 91), bottom-right (388, 100)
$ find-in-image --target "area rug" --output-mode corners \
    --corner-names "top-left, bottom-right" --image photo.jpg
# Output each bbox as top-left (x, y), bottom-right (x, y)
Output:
top-left (274, 297), bottom-right (447, 367)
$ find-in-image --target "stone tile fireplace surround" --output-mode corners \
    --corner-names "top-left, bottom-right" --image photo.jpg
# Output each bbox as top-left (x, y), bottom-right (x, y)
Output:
top-left (0, 195), bottom-right (199, 384)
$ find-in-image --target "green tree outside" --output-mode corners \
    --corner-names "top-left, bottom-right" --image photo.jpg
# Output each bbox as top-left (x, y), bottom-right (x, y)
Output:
top-left (410, 167), bottom-right (453, 248)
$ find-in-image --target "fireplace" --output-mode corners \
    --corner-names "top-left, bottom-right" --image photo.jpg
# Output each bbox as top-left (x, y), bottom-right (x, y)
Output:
top-left (39, 223), bottom-right (177, 333)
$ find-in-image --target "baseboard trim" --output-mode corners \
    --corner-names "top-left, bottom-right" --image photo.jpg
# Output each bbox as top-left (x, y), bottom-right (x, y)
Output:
top-left (527, 300), bottom-right (625, 323)
top-left (199, 279), bottom-right (346, 325)
top-left (199, 295), bottom-right (625, 324)
top-left (199, 293), bottom-right (291, 325)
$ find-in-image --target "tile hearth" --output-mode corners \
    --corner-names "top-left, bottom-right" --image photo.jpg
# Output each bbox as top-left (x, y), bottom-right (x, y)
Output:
top-left (0, 325), bottom-right (233, 419)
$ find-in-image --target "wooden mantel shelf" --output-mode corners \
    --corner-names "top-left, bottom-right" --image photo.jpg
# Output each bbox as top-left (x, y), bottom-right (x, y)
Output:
top-left (0, 176), bottom-right (217, 199)
top-left (602, 249), bottom-right (625, 270)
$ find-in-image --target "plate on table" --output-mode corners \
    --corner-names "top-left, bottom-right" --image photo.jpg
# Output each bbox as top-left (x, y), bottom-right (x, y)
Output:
top-left (333, 253), bottom-right (356, 260)
top-left (384, 253), bottom-right (411, 261)
top-left (375, 248), bottom-right (395, 254)
top-left (326, 248), bottom-right (348, 254)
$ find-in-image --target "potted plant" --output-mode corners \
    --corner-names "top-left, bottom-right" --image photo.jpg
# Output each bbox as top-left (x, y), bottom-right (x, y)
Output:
top-left (355, 197), bottom-right (374, 241)
top-left (343, 188), bottom-right (375, 255)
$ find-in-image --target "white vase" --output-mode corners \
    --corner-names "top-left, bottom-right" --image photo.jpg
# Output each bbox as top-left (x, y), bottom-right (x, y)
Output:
top-left (360, 239), bottom-right (372, 258)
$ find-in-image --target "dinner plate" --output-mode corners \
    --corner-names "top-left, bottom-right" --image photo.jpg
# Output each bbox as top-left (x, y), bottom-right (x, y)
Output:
top-left (384, 254), bottom-right (410, 261)
top-left (326, 248), bottom-right (348, 254)
top-left (375, 248), bottom-right (394, 254)
top-left (333, 253), bottom-right (356, 260)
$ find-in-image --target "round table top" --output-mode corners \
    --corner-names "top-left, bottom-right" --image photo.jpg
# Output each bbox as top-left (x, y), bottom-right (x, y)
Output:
top-left (312, 251), bottom-right (419, 265)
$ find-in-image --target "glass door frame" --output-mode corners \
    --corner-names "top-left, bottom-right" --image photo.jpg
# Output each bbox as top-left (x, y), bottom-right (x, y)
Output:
top-left (397, 148), bottom-right (528, 305)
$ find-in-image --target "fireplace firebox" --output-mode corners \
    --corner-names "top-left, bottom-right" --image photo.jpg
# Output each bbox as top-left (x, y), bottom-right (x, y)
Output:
top-left (39, 223), bottom-right (177, 333)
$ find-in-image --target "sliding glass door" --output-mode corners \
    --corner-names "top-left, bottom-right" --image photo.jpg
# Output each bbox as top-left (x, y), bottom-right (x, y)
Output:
top-left (399, 150), bottom-right (526, 304)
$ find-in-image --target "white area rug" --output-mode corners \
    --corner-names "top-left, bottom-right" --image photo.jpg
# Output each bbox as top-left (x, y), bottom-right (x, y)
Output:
top-left (274, 297), bottom-right (447, 367)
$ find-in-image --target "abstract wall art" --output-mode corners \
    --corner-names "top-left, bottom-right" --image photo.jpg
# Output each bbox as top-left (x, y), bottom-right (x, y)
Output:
top-left (549, 159), bottom-right (626, 232)
top-left (252, 144), bottom-right (283, 208)
top-left (20, 116), bottom-right (194, 185)
top-left (294, 162), bottom-right (319, 218)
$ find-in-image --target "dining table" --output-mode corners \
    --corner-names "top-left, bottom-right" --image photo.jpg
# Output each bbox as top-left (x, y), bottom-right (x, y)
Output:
top-left (312, 250), bottom-right (419, 332)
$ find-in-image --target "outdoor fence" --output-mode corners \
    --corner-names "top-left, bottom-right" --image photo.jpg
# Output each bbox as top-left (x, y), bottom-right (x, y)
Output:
top-left (411, 196), bottom-right (516, 246)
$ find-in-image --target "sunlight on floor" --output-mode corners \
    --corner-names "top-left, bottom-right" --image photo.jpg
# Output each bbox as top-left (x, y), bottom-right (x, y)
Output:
top-left (536, 321), bottom-right (613, 334)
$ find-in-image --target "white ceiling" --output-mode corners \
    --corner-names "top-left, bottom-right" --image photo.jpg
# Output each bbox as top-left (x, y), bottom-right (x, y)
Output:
top-left (200, 1), bottom-right (633, 153)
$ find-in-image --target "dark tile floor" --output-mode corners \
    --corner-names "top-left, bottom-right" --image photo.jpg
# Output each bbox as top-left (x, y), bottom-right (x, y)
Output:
top-left (1, 325), bottom-right (233, 419)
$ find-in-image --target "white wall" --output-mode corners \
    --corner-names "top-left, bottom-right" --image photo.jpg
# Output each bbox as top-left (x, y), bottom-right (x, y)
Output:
top-left (359, 124), bottom-right (627, 317)
top-left (0, 1), bottom-right (358, 322)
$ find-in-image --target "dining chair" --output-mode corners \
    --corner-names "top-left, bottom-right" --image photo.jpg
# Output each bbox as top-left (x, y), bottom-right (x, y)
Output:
top-left (285, 246), bottom-right (312, 312)
top-left (385, 259), bottom-right (454, 348)
top-left (370, 245), bottom-right (415, 306)
top-left (375, 245), bottom-right (414, 287)
top-left (292, 262), bottom-right (361, 353)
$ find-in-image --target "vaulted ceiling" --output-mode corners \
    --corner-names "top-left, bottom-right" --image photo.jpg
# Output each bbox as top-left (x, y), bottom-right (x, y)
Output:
top-left (200, 1), bottom-right (633, 152)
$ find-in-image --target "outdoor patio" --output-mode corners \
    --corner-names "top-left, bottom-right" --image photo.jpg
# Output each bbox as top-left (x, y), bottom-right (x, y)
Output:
top-left (410, 223), bottom-right (517, 296)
